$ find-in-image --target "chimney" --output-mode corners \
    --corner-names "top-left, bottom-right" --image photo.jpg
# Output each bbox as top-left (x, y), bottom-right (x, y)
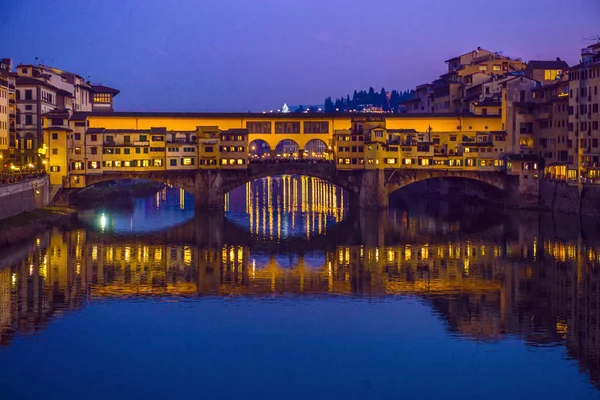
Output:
top-left (556, 57), bottom-right (561, 62)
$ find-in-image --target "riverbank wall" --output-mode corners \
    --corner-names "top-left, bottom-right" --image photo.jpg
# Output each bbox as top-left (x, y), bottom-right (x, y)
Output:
top-left (0, 176), bottom-right (51, 220)
top-left (0, 207), bottom-right (77, 247)
top-left (540, 180), bottom-right (600, 216)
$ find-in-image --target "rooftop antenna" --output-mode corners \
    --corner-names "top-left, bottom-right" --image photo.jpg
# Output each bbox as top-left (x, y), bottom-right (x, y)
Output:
top-left (584, 35), bottom-right (600, 43)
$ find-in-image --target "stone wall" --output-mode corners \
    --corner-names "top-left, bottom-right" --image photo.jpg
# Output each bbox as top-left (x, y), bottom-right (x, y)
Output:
top-left (539, 179), bottom-right (600, 216)
top-left (0, 176), bottom-right (50, 220)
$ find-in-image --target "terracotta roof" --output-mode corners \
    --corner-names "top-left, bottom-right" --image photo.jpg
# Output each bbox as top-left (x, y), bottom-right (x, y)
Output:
top-left (91, 84), bottom-right (120, 95)
top-left (527, 60), bottom-right (569, 70)
top-left (42, 126), bottom-right (73, 132)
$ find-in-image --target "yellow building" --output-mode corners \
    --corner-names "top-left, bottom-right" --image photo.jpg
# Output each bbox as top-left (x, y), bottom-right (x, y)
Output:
top-left (0, 74), bottom-right (8, 164)
top-left (334, 115), bottom-right (506, 171)
top-left (41, 111), bottom-right (507, 189)
top-left (568, 42), bottom-right (600, 182)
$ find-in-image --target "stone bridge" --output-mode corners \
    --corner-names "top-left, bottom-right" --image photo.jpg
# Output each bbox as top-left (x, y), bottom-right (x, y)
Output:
top-left (77, 163), bottom-right (522, 209)
top-left (84, 208), bottom-right (510, 250)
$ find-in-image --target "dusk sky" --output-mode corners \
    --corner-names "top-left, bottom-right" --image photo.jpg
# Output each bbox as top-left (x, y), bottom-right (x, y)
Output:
top-left (3, 0), bottom-right (600, 112)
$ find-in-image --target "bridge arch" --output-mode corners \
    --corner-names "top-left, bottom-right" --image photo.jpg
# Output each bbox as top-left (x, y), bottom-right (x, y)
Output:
top-left (221, 163), bottom-right (361, 196)
top-left (385, 170), bottom-right (511, 203)
top-left (303, 139), bottom-right (329, 160)
top-left (249, 139), bottom-right (271, 159)
top-left (274, 139), bottom-right (300, 158)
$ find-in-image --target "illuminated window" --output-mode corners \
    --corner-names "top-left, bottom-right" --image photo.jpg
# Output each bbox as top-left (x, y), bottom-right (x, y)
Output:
top-left (385, 158), bottom-right (397, 164)
top-left (404, 158), bottom-right (413, 165)
top-left (142, 160), bottom-right (150, 167)
top-left (73, 162), bottom-right (83, 170)
top-left (246, 122), bottom-right (271, 133)
top-left (123, 161), bottom-right (131, 167)
top-left (114, 161), bottom-right (122, 167)
top-left (236, 159), bottom-right (244, 165)
top-left (50, 166), bottom-right (60, 172)
top-left (89, 161), bottom-right (99, 169)
top-left (275, 122), bottom-right (300, 134)
top-left (344, 158), bottom-right (350, 164)
top-left (420, 159), bottom-right (430, 166)
top-left (493, 65), bottom-right (501, 71)
top-left (466, 159), bottom-right (475, 167)
top-left (544, 69), bottom-right (561, 81)
top-left (304, 121), bottom-right (329, 133)
top-left (103, 161), bottom-right (113, 167)
top-left (182, 158), bottom-right (193, 166)
top-left (153, 159), bottom-right (163, 167)
top-left (93, 93), bottom-right (112, 103)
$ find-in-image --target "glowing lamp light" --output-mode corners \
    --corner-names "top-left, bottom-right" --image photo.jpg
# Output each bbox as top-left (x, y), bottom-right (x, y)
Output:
top-left (42, 160), bottom-right (47, 164)
top-left (100, 213), bottom-right (107, 231)
top-left (28, 163), bottom-right (34, 168)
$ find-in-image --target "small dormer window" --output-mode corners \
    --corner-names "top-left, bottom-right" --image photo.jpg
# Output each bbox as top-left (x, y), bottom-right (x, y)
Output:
top-left (21, 68), bottom-right (27, 74)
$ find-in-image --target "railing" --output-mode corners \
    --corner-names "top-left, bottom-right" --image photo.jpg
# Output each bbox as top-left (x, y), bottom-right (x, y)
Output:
top-left (249, 158), bottom-right (334, 165)
top-left (0, 171), bottom-right (47, 186)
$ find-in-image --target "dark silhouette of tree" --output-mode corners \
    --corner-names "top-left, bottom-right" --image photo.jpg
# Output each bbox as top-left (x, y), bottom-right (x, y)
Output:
top-left (323, 86), bottom-right (412, 113)
top-left (324, 97), bottom-right (335, 113)
top-left (295, 105), bottom-right (305, 113)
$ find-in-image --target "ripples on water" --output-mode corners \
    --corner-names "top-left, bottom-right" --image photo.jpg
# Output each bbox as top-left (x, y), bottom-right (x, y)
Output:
top-left (1, 176), bottom-right (599, 399)
top-left (226, 175), bottom-right (348, 239)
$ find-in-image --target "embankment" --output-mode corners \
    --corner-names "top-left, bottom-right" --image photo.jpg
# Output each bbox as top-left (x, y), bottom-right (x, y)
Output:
top-left (540, 180), bottom-right (600, 216)
top-left (0, 175), bottom-right (50, 219)
top-left (0, 207), bottom-right (77, 247)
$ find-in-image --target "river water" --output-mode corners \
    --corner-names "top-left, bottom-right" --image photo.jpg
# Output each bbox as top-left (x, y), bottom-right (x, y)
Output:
top-left (0, 176), bottom-right (599, 399)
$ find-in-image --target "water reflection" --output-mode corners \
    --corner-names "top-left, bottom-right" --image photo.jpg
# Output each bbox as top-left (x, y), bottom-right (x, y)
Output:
top-left (77, 187), bottom-right (195, 234)
top-left (2, 180), bottom-right (600, 398)
top-left (226, 175), bottom-right (347, 239)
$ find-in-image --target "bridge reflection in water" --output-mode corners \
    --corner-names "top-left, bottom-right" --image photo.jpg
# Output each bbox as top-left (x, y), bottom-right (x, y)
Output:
top-left (226, 175), bottom-right (347, 240)
top-left (1, 206), bottom-right (600, 390)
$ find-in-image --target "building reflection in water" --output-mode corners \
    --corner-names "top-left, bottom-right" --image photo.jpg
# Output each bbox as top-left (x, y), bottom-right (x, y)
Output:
top-left (1, 214), bottom-right (599, 389)
top-left (226, 175), bottom-right (347, 240)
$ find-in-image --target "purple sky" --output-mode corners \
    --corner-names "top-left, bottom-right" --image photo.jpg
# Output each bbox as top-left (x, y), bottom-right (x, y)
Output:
top-left (3, 0), bottom-right (600, 112)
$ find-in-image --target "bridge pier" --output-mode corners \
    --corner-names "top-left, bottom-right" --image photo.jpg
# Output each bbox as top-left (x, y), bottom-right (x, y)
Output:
top-left (358, 169), bottom-right (389, 209)
top-left (193, 170), bottom-right (225, 209)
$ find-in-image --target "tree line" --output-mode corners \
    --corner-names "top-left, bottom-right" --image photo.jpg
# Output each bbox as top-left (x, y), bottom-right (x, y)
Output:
top-left (322, 87), bottom-right (413, 113)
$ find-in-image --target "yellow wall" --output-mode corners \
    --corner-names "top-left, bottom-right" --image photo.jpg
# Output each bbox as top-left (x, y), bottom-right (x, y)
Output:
top-left (88, 114), bottom-right (501, 150)
top-left (43, 124), bottom-right (69, 186)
